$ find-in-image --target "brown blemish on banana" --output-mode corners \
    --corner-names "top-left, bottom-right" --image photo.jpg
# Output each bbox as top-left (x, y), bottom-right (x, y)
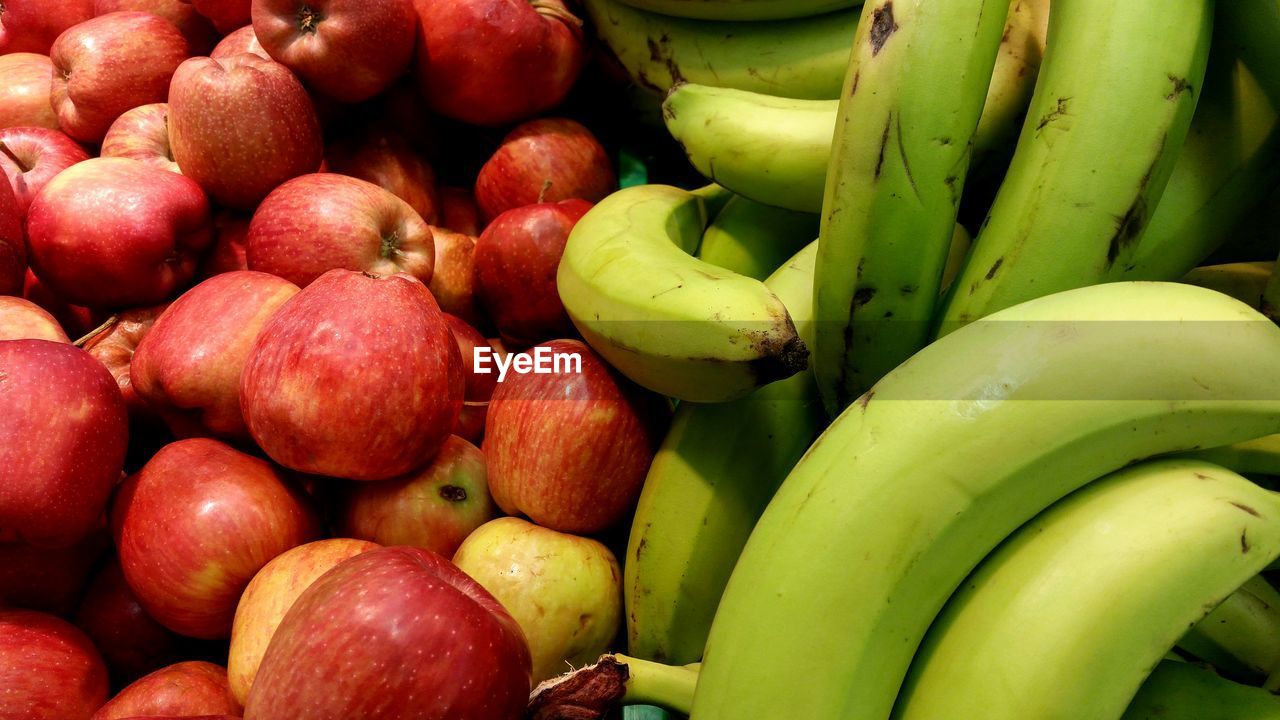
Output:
top-left (985, 258), bottom-right (1003, 280)
top-left (857, 390), bottom-right (875, 410)
top-left (1241, 530), bottom-right (1252, 554)
top-left (853, 287), bottom-right (877, 309)
top-left (874, 114), bottom-right (893, 180)
top-left (870, 2), bottom-right (899, 56)
top-left (1165, 74), bottom-right (1193, 100)
top-left (1105, 135), bottom-right (1164, 266)
top-left (1035, 97), bottom-right (1071, 134)
top-left (1230, 502), bottom-right (1261, 518)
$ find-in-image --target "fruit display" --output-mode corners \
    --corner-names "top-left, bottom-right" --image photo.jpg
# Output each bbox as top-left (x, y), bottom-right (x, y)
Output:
top-left (3, 0), bottom-right (1280, 718)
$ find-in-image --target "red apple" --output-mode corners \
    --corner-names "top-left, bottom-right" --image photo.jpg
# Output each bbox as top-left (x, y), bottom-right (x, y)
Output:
top-left (22, 268), bottom-right (93, 336)
top-left (0, 167), bottom-right (22, 296)
top-left (0, 296), bottom-right (70, 342)
top-left (444, 314), bottom-right (495, 442)
top-left (0, 609), bottom-right (109, 718)
top-left (430, 227), bottom-right (483, 325)
top-left (453, 517), bottom-right (623, 683)
top-left (327, 126), bottom-right (440, 225)
top-left (81, 303), bottom-right (168, 416)
top-left (168, 53), bottom-right (323, 210)
top-left (211, 24), bottom-right (268, 59)
top-left (49, 12), bottom-right (190, 144)
top-left (114, 438), bottom-right (321, 639)
top-left (337, 435), bottom-right (495, 557)
top-left (191, 0), bottom-right (251, 33)
top-left (26, 157), bottom-right (213, 307)
top-left (474, 199), bottom-right (588, 347)
top-left (0, 0), bottom-right (95, 54)
top-left (131, 271), bottom-right (299, 440)
top-left (76, 559), bottom-right (183, 685)
top-left (484, 339), bottom-right (666, 533)
top-left (0, 125), bottom-right (91, 220)
top-left (251, 0), bottom-right (416, 102)
top-left (227, 538), bottom-right (379, 705)
top-left (0, 531), bottom-right (109, 616)
top-left (412, 0), bottom-right (586, 126)
top-left (0, 53), bottom-right (60, 130)
top-left (0, 340), bottom-right (128, 547)
top-left (245, 173), bottom-right (435, 287)
top-left (200, 211), bottom-right (251, 277)
top-left (92, 661), bottom-right (241, 720)
top-left (241, 269), bottom-right (463, 480)
top-left (93, 0), bottom-right (218, 53)
top-left (439, 185), bottom-right (483, 236)
top-left (101, 103), bottom-right (180, 174)
top-left (475, 118), bottom-right (615, 221)
top-left (243, 546), bottom-right (531, 719)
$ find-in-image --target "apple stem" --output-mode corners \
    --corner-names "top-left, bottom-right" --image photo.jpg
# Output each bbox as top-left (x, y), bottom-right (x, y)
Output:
top-left (529, 0), bottom-right (584, 29)
top-left (73, 315), bottom-right (119, 348)
top-left (537, 179), bottom-right (553, 204)
top-left (0, 142), bottom-right (27, 173)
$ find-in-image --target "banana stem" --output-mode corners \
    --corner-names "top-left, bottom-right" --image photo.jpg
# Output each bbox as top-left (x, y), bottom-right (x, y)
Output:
top-left (526, 654), bottom-right (699, 718)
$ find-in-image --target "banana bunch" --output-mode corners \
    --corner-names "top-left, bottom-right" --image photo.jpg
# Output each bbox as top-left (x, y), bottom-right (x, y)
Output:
top-left (894, 458), bottom-right (1280, 719)
top-left (697, 195), bottom-right (818, 281)
top-left (662, 0), bottom-right (1049, 215)
top-left (689, 281), bottom-right (1280, 720)
top-left (625, 241), bottom-right (823, 666)
top-left (557, 184), bottom-right (808, 402)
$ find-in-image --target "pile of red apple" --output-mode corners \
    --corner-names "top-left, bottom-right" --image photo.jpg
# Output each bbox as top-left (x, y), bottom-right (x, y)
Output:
top-left (0, 1), bottom-right (668, 717)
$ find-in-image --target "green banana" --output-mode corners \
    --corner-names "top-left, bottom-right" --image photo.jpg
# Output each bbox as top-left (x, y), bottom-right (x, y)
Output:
top-left (1124, 661), bottom-right (1280, 720)
top-left (937, 0), bottom-right (1214, 331)
top-left (662, 86), bottom-right (837, 214)
top-left (584, 0), bottom-right (858, 100)
top-left (1112, 14), bottom-right (1280, 283)
top-left (662, 0), bottom-right (1048, 215)
top-left (813, 0), bottom-right (1007, 414)
top-left (611, 0), bottom-right (859, 21)
top-left (1179, 434), bottom-right (1280, 477)
top-left (697, 196), bottom-right (818, 281)
top-left (691, 281), bottom-right (1280, 720)
top-left (893, 458), bottom-right (1280, 719)
top-left (1179, 575), bottom-right (1280, 683)
top-left (625, 241), bottom-right (823, 666)
top-left (1181, 262), bottom-right (1273, 309)
top-left (557, 185), bottom-right (807, 403)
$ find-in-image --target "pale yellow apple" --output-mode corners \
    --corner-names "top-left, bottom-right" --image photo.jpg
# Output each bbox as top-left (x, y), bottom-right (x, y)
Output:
top-left (226, 537), bottom-right (379, 705)
top-left (453, 517), bottom-right (622, 683)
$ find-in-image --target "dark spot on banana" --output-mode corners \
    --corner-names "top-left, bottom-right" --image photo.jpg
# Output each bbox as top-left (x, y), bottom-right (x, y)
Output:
top-left (1166, 74), bottom-right (1193, 100)
top-left (1106, 195), bottom-right (1147, 266)
top-left (1193, 472), bottom-right (1211, 480)
top-left (1035, 97), bottom-right (1071, 134)
top-left (850, 70), bottom-right (861, 96)
top-left (985, 258), bottom-right (1003, 280)
top-left (853, 287), bottom-right (877, 309)
top-left (646, 38), bottom-right (663, 62)
top-left (896, 120), bottom-right (918, 197)
top-left (857, 390), bottom-right (875, 410)
top-left (1230, 501), bottom-right (1261, 517)
top-left (874, 114), bottom-right (893, 180)
top-left (856, 257), bottom-right (866, 281)
top-left (900, 285), bottom-right (917, 295)
top-left (870, 2), bottom-right (899, 56)
top-left (1242, 530), bottom-right (1251, 554)
top-left (634, 535), bottom-right (648, 560)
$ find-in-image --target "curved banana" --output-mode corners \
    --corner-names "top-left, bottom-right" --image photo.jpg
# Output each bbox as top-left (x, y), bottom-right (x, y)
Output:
top-left (625, 241), bottom-right (823, 665)
top-left (584, 0), bottom-right (858, 100)
top-left (697, 196), bottom-right (818, 281)
top-left (813, 0), bottom-right (1007, 413)
top-left (1113, 19), bottom-right (1280, 283)
top-left (690, 282), bottom-right (1280, 720)
top-left (1124, 660), bottom-right (1280, 720)
top-left (1179, 575), bottom-right (1280, 683)
top-left (662, 0), bottom-right (1048, 216)
top-left (1181, 262), bottom-right (1273, 308)
top-left (893, 459), bottom-right (1280, 719)
top-left (557, 185), bottom-right (807, 403)
top-left (612, 0), bottom-right (858, 21)
top-left (938, 0), bottom-right (1214, 331)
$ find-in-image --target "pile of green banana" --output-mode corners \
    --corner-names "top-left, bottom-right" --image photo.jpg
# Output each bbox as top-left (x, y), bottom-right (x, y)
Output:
top-left (551, 0), bottom-right (1280, 717)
